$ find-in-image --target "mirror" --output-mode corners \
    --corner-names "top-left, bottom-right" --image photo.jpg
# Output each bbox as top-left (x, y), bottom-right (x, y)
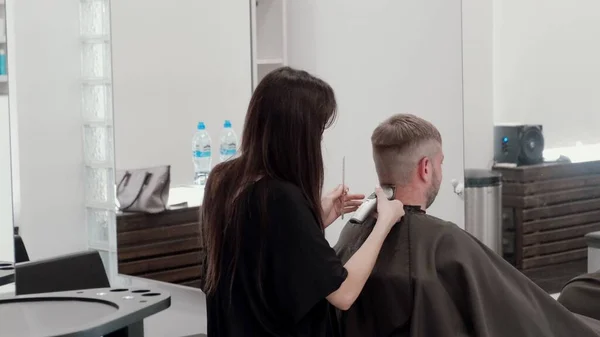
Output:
top-left (0, 0), bottom-right (12, 296)
top-left (5, 0), bottom-right (465, 303)
top-left (1, 0), bottom-right (117, 296)
top-left (110, 0), bottom-right (252, 288)
top-left (4, 0), bottom-right (466, 334)
top-left (0, 69), bottom-right (12, 295)
top-left (110, 0), bottom-right (466, 291)
top-left (462, 0), bottom-right (600, 294)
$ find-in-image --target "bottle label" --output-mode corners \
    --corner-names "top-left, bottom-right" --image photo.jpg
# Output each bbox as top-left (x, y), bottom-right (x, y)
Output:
top-left (220, 142), bottom-right (237, 157)
top-left (220, 149), bottom-right (237, 156)
top-left (194, 150), bottom-right (211, 158)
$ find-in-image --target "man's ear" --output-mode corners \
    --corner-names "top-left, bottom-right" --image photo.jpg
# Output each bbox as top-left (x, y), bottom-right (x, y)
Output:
top-left (417, 156), bottom-right (431, 183)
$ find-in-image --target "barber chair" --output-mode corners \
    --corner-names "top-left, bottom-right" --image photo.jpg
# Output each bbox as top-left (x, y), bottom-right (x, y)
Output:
top-left (15, 250), bottom-right (110, 295)
top-left (13, 235), bottom-right (30, 263)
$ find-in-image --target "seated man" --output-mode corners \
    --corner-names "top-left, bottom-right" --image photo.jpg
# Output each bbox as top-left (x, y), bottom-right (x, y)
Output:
top-left (335, 114), bottom-right (600, 337)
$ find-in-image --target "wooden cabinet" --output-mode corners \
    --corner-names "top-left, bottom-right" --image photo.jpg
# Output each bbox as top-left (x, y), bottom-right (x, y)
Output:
top-left (117, 206), bottom-right (203, 289)
top-left (494, 160), bottom-right (600, 293)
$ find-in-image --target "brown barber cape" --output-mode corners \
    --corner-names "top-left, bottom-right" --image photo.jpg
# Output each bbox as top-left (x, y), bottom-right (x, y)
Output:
top-left (334, 207), bottom-right (600, 337)
top-left (559, 272), bottom-right (600, 321)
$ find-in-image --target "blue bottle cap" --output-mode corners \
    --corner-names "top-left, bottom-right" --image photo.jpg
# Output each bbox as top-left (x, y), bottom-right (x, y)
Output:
top-left (224, 120), bottom-right (232, 128)
top-left (197, 122), bottom-right (206, 130)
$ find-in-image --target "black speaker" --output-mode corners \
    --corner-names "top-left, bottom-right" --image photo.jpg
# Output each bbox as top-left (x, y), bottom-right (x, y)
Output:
top-left (494, 124), bottom-right (544, 166)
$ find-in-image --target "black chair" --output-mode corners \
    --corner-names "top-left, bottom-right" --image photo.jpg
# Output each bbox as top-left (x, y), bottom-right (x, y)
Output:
top-left (13, 235), bottom-right (30, 263)
top-left (15, 250), bottom-right (110, 295)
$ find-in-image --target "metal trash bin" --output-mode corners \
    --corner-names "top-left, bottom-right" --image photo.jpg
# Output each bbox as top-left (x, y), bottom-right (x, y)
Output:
top-left (464, 169), bottom-right (503, 254)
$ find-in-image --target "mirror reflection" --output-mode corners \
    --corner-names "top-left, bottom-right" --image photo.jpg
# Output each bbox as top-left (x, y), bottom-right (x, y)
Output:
top-left (0, 24), bottom-right (12, 294)
top-left (0, 0), bottom-right (13, 296)
top-left (2, 1), bottom-right (201, 335)
top-left (110, 0), bottom-right (253, 296)
top-left (1, 0), bottom-right (114, 300)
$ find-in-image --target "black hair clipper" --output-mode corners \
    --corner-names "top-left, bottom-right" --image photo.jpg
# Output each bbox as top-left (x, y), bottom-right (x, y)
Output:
top-left (349, 186), bottom-right (395, 224)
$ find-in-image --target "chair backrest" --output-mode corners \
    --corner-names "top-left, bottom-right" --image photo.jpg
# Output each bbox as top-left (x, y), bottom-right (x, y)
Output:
top-left (14, 235), bottom-right (30, 263)
top-left (15, 250), bottom-right (110, 295)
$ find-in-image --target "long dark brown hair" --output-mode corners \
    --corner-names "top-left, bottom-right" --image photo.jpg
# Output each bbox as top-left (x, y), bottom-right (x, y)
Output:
top-left (201, 67), bottom-right (337, 295)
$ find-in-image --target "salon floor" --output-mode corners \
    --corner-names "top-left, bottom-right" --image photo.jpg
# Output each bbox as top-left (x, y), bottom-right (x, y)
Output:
top-left (127, 274), bottom-right (561, 337)
top-left (0, 276), bottom-right (563, 336)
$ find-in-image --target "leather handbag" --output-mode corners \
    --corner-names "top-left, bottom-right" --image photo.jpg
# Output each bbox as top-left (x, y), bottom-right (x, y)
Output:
top-left (116, 165), bottom-right (171, 214)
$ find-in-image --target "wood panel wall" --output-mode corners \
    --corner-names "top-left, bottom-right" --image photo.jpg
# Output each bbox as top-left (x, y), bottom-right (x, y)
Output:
top-left (494, 160), bottom-right (600, 293)
top-left (116, 206), bottom-right (203, 289)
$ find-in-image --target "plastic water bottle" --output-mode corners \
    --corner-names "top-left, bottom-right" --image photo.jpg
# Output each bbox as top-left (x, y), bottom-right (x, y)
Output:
top-left (0, 49), bottom-right (7, 75)
top-left (219, 120), bottom-right (238, 162)
top-left (192, 122), bottom-right (212, 185)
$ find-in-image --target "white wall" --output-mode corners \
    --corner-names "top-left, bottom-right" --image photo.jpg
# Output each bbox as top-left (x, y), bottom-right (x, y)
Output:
top-left (287, 0), bottom-right (465, 244)
top-left (111, 0), bottom-right (252, 186)
top-left (11, 0), bottom-right (85, 260)
top-left (494, 0), bottom-right (600, 149)
top-left (462, 0), bottom-right (494, 170)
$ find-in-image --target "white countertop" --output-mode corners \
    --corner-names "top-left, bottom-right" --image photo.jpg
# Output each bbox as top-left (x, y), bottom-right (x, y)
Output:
top-left (168, 185), bottom-right (204, 208)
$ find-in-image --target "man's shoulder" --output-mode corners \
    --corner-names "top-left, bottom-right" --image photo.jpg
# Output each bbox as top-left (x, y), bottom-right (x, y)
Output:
top-left (408, 212), bottom-right (462, 237)
top-left (410, 212), bottom-right (454, 227)
top-left (335, 212), bottom-right (460, 245)
top-left (334, 211), bottom-right (468, 259)
top-left (335, 219), bottom-right (372, 256)
top-left (409, 212), bottom-right (489, 262)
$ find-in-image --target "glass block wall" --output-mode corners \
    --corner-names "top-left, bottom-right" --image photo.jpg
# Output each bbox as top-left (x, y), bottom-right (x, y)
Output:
top-left (79, 0), bottom-right (118, 282)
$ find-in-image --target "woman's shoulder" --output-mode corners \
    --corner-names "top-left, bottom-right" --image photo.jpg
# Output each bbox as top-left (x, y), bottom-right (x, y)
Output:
top-left (251, 178), bottom-right (317, 229)
top-left (255, 178), bottom-right (305, 202)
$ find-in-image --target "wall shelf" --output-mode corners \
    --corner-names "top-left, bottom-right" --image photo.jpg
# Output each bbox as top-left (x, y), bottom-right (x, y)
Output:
top-left (80, 35), bottom-right (110, 43)
top-left (251, 0), bottom-right (287, 89)
top-left (85, 201), bottom-right (117, 211)
top-left (0, 75), bottom-right (7, 83)
top-left (84, 161), bottom-right (115, 169)
top-left (81, 77), bottom-right (111, 85)
top-left (83, 120), bottom-right (113, 127)
top-left (256, 58), bottom-right (283, 65)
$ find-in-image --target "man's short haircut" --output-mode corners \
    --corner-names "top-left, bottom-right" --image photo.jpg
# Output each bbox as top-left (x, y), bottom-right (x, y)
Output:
top-left (371, 114), bottom-right (442, 186)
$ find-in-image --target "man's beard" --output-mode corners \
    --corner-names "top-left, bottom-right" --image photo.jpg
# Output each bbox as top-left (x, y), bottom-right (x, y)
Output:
top-left (425, 169), bottom-right (441, 208)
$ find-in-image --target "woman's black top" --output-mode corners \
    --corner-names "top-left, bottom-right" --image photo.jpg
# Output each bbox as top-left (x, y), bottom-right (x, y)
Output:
top-left (206, 178), bottom-right (348, 337)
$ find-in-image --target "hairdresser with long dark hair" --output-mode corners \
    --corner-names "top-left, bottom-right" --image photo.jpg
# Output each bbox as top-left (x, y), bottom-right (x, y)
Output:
top-left (201, 67), bottom-right (405, 337)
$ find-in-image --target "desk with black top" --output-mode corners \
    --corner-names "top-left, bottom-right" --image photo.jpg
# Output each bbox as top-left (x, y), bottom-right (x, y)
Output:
top-left (0, 261), bottom-right (14, 286)
top-left (0, 287), bottom-right (170, 337)
top-left (118, 275), bottom-right (207, 336)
